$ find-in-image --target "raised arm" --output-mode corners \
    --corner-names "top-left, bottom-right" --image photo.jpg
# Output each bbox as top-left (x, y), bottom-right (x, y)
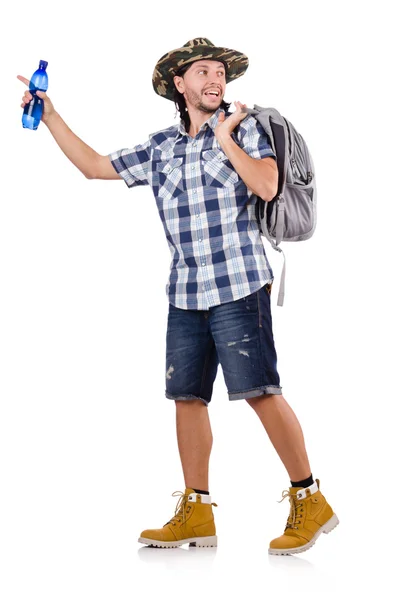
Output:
top-left (18, 74), bottom-right (110, 180)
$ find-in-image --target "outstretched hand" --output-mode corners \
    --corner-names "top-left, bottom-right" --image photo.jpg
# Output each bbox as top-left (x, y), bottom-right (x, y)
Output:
top-left (17, 74), bottom-right (56, 125)
top-left (215, 101), bottom-right (248, 141)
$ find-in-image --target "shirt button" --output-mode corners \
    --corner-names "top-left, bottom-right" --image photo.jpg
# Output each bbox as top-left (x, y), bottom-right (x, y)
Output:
top-left (192, 166), bottom-right (195, 170)
top-left (193, 189), bottom-right (197, 194)
top-left (199, 238), bottom-right (202, 242)
top-left (201, 262), bottom-right (206, 266)
top-left (196, 214), bottom-right (199, 217)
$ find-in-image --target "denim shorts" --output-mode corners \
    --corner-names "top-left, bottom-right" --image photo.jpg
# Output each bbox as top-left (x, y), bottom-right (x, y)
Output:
top-left (165, 282), bottom-right (282, 405)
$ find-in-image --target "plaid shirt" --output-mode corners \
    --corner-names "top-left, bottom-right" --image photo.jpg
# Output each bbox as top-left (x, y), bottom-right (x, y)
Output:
top-left (108, 107), bottom-right (277, 310)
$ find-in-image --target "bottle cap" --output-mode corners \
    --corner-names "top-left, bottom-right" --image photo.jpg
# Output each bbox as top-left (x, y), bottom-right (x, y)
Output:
top-left (39, 60), bottom-right (48, 70)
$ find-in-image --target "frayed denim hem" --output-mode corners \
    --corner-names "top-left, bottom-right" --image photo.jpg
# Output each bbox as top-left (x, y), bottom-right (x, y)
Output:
top-left (165, 392), bottom-right (209, 407)
top-left (228, 385), bottom-right (283, 401)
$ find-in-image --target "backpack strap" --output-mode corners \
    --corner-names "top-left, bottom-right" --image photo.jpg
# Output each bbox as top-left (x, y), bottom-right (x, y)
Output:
top-left (244, 106), bottom-right (288, 306)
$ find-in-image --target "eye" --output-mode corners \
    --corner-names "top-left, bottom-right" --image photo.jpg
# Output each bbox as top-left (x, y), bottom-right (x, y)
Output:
top-left (198, 69), bottom-right (225, 76)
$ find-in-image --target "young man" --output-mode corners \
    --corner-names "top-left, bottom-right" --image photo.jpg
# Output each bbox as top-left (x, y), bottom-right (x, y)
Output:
top-left (18, 38), bottom-right (338, 555)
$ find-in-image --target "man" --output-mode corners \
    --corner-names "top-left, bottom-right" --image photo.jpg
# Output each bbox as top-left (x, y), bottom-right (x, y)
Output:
top-left (18, 38), bottom-right (338, 555)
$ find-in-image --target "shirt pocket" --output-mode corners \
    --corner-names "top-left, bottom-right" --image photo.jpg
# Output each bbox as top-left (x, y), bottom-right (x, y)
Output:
top-left (155, 156), bottom-right (185, 202)
top-left (202, 149), bottom-right (239, 189)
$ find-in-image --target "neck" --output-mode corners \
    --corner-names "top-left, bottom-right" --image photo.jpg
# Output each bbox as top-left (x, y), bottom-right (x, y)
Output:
top-left (186, 105), bottom-right (218, 138)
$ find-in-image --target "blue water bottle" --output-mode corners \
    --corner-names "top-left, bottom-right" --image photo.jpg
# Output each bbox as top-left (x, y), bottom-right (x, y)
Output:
top-left (22, 60), bottom-right (49, 130)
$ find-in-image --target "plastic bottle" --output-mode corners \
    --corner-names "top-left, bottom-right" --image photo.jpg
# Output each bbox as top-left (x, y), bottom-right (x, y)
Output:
top-left (22, 60), bottom-right (49, 130)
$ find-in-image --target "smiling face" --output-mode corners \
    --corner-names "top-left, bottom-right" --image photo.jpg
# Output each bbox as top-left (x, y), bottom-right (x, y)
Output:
top-left (173, 59), bottom-right (227, 114)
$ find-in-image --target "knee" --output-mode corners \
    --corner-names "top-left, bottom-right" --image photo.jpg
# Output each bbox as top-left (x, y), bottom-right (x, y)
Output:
top-left (175, 398), bottom-right (207, 409)
top-left (246, 393), bottom-right (269, 407)
top-left (246, 393), bottom-right (284, 408)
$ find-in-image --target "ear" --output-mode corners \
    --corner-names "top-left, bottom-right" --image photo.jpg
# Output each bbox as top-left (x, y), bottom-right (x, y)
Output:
top-left (173, 75), bottom-right (184, 94)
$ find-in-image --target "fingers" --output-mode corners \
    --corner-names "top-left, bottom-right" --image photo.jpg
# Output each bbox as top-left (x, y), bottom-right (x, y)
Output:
top-left (18, 75), bottom-right (33, 107)
top-left (233, 101), bottom-right (248, 120)
top-left (17, 75), bottom-right (30, 86)
top-left (21, 89), bottom-right (33, 107)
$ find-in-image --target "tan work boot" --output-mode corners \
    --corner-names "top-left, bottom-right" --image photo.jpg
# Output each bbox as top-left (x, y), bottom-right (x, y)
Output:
top-left (269, 479), bottom-right (339, 555)
top-left (138, 488), bottom-right (218, 548)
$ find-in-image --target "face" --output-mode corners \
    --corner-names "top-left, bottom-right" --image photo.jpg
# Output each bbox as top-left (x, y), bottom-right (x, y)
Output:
top-left (174, 59), bottom-right (226, 114)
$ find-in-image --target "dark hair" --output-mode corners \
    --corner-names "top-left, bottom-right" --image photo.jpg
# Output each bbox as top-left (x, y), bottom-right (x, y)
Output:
top-left (172, 61), bottom-right (231, 133)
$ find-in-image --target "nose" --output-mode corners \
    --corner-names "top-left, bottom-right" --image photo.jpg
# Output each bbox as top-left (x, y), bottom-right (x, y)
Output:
top-left (208, 80), bottom-right (221, 90)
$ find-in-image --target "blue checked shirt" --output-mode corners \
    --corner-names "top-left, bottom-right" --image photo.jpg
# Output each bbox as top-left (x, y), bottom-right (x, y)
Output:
top-left (108, 107), bottom-right (277, 310)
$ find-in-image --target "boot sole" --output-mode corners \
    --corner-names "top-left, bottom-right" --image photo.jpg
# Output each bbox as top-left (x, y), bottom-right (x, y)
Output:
top-left (138, 535), bottom-right (217, 548)
top-left (268, 513), bottom-right (340, 556)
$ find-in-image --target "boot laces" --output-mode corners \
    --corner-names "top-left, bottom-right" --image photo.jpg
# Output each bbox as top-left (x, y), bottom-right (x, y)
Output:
top-left (278, 490), bottom-right (303, 530)
top-left (164, 491), bottom-right (190, 527)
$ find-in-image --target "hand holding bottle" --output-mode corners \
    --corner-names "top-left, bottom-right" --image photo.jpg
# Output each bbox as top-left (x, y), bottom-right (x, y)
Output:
top-left (17, 72), bottom-right (55, 127)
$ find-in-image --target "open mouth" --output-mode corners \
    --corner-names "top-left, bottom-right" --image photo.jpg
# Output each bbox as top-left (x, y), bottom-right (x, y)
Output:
top-left (204, 89), bottom-right (220, 99)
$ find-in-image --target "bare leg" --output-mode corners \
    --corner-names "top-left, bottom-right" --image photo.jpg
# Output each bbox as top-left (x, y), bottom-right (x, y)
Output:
top-left (175, 400), bottom-right (213, 490)
top-left (246, 394), bottom-right (311, 481)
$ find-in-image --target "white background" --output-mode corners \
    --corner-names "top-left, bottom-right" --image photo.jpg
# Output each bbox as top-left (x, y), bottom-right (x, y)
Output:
top-left (1, 1), bottom-right (396, 598)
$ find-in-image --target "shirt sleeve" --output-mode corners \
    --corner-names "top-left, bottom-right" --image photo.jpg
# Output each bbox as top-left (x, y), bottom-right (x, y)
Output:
top-left (107, 139), bottom-right (151, 188)
top-left (239, 116), bottom-right (277, 161)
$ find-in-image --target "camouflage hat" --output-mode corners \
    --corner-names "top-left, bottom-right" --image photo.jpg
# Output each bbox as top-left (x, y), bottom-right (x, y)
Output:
top-left (152, 37), bottom-right (249, 101)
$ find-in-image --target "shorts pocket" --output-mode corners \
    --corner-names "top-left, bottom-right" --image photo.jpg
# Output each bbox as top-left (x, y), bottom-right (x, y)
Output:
top-left (155, 157), bottom-right (185, 202)
top-left (257, 283), bottom-right (272, 328)
top-left (202, 149), bottom-right (239, 188)
top-left (234, 290), bottom-right (258, 313)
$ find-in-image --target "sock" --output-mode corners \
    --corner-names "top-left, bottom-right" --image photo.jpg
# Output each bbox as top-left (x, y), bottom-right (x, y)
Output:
top-left (193, 488), bottom-right (209, 495)
top-left (290, 474), bottom-right (314, 488)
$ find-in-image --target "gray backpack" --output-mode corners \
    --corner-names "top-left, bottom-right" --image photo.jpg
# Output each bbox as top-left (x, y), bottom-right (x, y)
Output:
top-left (242, 105), bottom-right (317, 307)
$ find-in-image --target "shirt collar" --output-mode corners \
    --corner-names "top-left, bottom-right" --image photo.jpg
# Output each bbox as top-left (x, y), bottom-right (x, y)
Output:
top-left (177, 107), bottom-right (226, 139)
